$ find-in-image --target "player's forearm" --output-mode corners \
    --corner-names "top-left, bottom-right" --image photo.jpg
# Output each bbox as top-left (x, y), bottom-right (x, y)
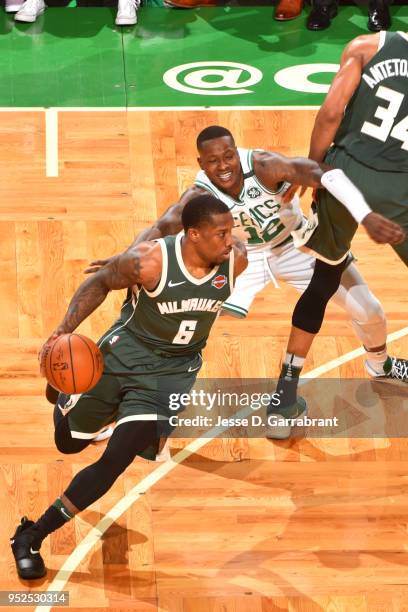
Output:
top-left (308, 110), bottom-right (343, 163)
top-left (321, 169), bottom-right (371, 223)
top-left (55, 277), bottom-right (110, 334)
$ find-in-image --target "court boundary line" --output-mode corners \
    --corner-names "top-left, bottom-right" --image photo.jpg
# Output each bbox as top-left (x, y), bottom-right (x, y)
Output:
top-left (36, 324), bottom-right (408, 611)
top-left (0, 106), bottom-right (320, 112)
top-left (45, 109), bottom-right (58, 178)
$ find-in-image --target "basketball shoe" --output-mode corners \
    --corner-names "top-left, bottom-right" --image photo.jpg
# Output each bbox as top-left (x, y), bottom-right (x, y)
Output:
top-left (266, 396), bottom-right (307, 440)
top-left (365, 356), bottom-right (408, 383)
top-left (115, 0), bottom-right (139, 25)
top-left (15, 0), bottom-right (45, 22)
top-left (11, 517), bottom-right (46, 580)
top-left (5, 0), bottom-right (24, 12)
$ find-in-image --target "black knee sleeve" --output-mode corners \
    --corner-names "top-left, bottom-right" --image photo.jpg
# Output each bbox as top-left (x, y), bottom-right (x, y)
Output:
top-left (54, 413), bottom-right (91, 454)
top-left (292, 258), bottom-right (348, 334)
top-left (63, 421), bottom-right (159, 511)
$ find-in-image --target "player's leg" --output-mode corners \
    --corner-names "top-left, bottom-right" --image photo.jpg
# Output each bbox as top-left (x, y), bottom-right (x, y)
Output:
top-left (11, 339), bottom-right (203, 579)
top-left (278, 243), bottom-right (403, 379)
top-left (330, 262), bottom-right (408, 381)
top-left (266, 256), bottom-right (349, 438)
top-left (221, 249), bottom-right (274, 318)
top-left (10, 419), bottom-right (159, 580)
top-left (52, 371), bottom-right (120, 453)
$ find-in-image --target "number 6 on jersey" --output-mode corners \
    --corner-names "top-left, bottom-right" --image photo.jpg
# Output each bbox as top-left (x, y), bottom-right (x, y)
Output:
top-left (172, 320), bottom-right (198, 344)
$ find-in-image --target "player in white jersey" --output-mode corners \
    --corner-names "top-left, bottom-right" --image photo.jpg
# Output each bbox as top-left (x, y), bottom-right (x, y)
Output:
top-left (86, 126), bottom-right (405, 390)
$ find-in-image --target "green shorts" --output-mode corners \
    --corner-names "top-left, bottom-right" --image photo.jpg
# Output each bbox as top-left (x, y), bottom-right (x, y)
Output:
top-left (61, 328), bottom-right (202, 456)
top-left (304, 147), bottom-right (408, 266)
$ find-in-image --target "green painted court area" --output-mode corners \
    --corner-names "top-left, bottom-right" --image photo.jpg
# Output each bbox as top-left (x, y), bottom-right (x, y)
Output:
top-left (1, 6), bottom-right (407, 107)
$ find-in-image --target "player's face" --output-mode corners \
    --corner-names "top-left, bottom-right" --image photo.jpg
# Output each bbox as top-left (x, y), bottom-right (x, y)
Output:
top-left (198, 137), bottom-right (243, 196)
top-left (194, 213), bottom-right (234, 265)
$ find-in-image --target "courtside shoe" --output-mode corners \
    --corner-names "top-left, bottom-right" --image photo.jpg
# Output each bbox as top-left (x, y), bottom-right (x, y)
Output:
top-left (15, 0), bottom-right (45, 22)
top-left (115, 0), bottom-right (139, 25)
top-left (365, 356), bottom-right (408, 384)
top-left (5, 0), bottom-right (24, 12)
top-left (266, 396), bottom-right (307, 440)
top-left (11, 517), bottom-right (46, 580)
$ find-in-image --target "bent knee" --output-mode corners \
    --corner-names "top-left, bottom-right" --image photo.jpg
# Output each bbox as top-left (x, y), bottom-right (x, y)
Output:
top-left (346, 287), bottom-right (385, 325)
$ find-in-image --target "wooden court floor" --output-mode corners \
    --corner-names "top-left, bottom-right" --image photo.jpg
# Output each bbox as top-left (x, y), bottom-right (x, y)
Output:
top-left (1, 110), bottom-right (408, 611)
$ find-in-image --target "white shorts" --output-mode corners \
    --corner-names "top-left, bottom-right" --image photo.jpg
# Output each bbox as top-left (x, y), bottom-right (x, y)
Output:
top-left (222, 239), bottom-right (320, 317)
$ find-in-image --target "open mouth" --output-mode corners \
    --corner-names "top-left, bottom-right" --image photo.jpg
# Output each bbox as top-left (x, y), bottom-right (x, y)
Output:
top-left (217, 171), bottom-right (233, 183)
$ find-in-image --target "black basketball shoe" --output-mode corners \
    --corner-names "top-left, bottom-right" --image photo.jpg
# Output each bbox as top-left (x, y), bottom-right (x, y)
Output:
top-left (10, 517), bottom-right (46, 579)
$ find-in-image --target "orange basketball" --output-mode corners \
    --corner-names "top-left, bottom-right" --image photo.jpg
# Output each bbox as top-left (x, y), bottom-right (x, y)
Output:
top-left (41, 333), bottom-right (104, 395)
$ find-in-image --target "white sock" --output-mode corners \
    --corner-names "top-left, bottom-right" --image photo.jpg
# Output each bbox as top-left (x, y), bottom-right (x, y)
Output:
top-left (365, 347), bottom-right (388, 375)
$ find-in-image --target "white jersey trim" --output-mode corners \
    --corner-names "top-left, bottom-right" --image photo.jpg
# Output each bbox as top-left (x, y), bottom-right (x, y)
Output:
top-left (144, 238), bottom-right (168, 298)
top-left (116, 414), bottom-right (168, 427)
top-left (229, 244), bottom-right (235, 293)
top-left (378, 30), bottom-right (387, 50)
top-left (398, 31), bottom-right (408, 42)
top-left (175, 232), bottom-right (220, 285)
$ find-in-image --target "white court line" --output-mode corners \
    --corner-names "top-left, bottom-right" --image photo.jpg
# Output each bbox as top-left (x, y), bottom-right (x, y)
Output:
top-left (0, 106), bottom-right (320, 112)
top-left (45, 109), bottom-right (58, 178)
top-left (35, 324), bottom-right (408, 611)
top-left (301, 326), bottom-right (408, 380)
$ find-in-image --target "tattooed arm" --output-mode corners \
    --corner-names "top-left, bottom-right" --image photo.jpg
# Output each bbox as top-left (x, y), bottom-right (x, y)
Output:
top-left (47, 241), bottom-right (162, 340)
top-left (253, 150), bottom-right (328, 193)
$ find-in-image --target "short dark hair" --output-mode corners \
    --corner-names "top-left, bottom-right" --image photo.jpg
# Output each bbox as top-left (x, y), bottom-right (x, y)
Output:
top-left (196, 125), bottom-right (235, 150)
top-left (182, 195), bottom-right (230, 231)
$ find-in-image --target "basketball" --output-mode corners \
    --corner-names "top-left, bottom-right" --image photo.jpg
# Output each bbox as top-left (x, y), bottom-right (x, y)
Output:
top-left (40, 333), bottom-right (104, 395)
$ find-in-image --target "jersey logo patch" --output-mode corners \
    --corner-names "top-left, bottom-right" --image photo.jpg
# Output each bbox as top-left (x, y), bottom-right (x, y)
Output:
top-left (168, 280), bottom-right (186, 288)
top-left (212, 274), bottom-right (227, 289)
top-left (109, 335), bottom-right (120, 345)
top-left (247, 187), bottom-right (261, 199)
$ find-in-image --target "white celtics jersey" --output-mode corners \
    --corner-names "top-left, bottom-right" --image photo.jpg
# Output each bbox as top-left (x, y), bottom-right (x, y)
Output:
top-left (195, 148), bottom-right (301, 252)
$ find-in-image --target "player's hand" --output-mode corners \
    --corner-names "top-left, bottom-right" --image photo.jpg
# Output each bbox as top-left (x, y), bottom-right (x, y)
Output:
top-left (362, 212), bottom-right (406, 245)
top-left (38, 328), bottom-right (65, 375)
top-left (281, 184), bottom-right (308, 204)
top-left (84, 256), bottom-right (116, 274)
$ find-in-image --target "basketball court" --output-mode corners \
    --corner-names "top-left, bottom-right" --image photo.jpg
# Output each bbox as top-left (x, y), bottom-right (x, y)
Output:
top-left (1, 5), bottom-right (408, 611)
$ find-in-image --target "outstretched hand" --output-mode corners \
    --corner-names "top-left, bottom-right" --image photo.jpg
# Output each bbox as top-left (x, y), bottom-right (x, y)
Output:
top-left (362, 212), bottom-right (406, 245)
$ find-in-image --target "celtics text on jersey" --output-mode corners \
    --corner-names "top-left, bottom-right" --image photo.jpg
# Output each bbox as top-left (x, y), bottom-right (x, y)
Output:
top-left (195, 148), bottom-right (302, 252)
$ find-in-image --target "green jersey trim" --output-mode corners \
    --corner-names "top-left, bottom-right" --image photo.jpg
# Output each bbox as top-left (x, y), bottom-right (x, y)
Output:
top-left (175, 232), bottom-right (220, 285)
top-left (143, 238), bottom-right (168, 298)
top-left (195, 179), bottom-right (240, 210)
top-left (222, 302), bottom-right (248, 317)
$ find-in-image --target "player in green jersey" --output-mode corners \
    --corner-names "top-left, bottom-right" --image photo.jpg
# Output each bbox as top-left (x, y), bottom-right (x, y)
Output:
top-left (272, 32), bottom-right (408, 438)
top-left (11, 194), bottom-right (247, 580)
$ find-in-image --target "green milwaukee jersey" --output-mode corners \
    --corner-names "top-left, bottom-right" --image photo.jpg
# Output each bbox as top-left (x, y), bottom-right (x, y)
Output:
top-left (113, 233), bottom-right (234, 356)
top-left (335, 31), bottom-right (408, 172)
